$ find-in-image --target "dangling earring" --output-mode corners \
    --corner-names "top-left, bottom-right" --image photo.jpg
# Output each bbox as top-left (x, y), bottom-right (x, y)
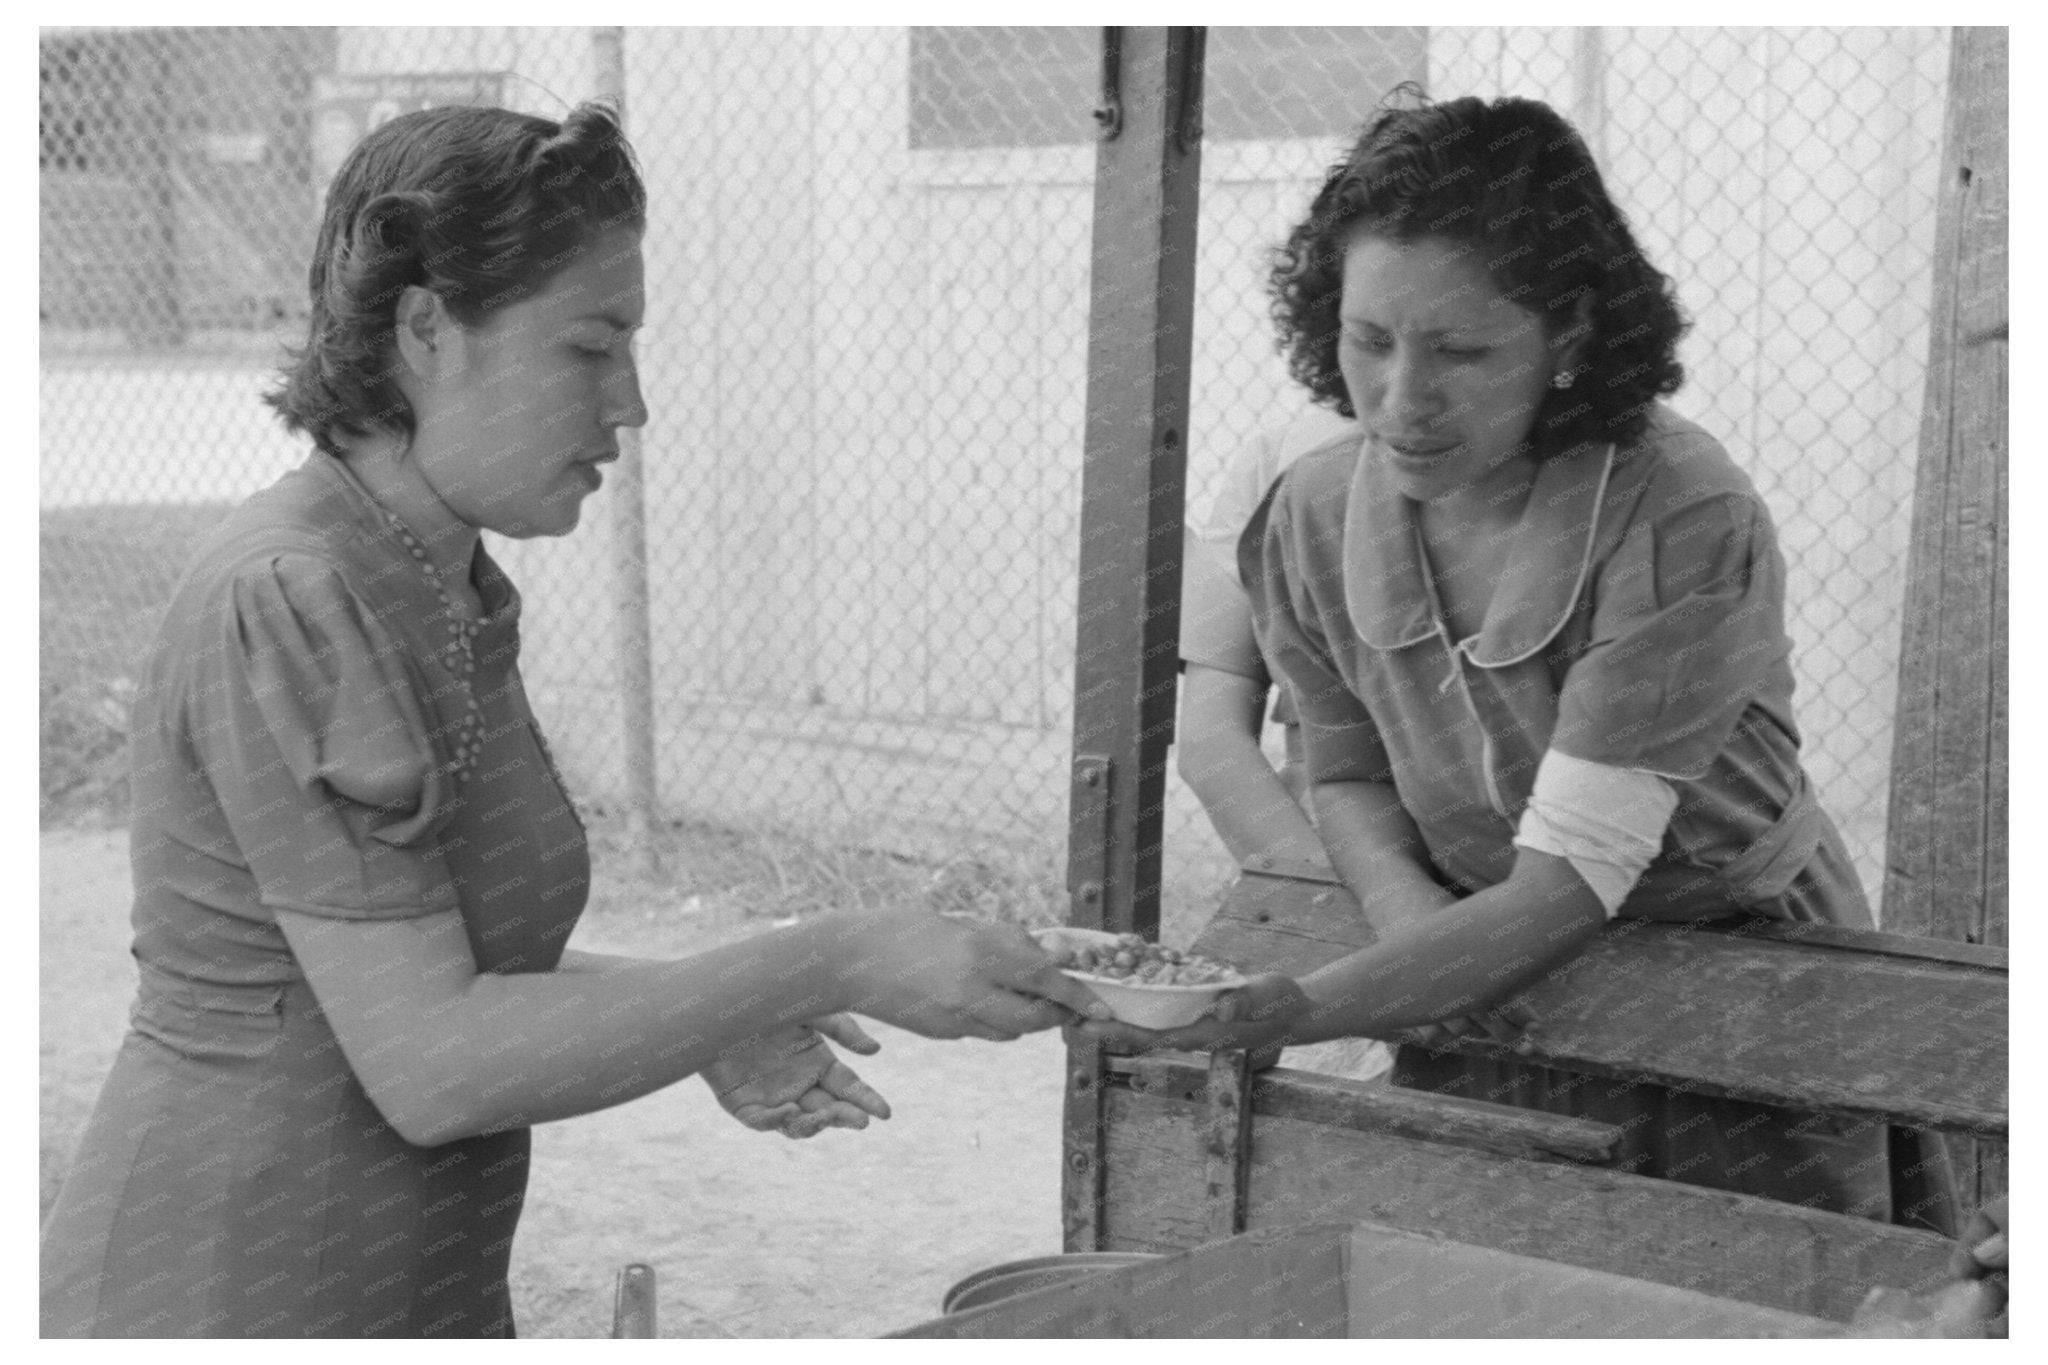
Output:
top-left (1550, 369), bottom-right (1576, 391)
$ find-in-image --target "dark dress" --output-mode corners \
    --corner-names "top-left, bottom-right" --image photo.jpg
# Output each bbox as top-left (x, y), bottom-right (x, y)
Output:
top-left (40, 453), bottom-right (591, 1337)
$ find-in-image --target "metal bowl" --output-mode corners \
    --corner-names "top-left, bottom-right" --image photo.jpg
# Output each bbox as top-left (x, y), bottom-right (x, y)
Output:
top-left (941, 1252), bottom-right (1163, 1315)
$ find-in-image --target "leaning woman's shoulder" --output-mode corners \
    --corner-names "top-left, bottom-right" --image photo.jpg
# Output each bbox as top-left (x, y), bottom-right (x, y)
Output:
top-left (1617, 403), bottom-right (1772, 515)
top-left (1267, 425), bottom-right (1365, 523)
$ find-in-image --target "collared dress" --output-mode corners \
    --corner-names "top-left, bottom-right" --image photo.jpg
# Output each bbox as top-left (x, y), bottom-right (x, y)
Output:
top-left (40, 453), bottom-right (591, 1337)
top-left (1181, 407), bottom-right (1361, 765)
top-left (1243, 404), bottom-right (1901, 1217)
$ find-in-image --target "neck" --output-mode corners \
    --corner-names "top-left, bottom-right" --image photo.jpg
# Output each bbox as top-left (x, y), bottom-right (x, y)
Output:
top-left (334, 432), bottom-right (480, 583)
top-left (1418, 456), bottom-right (1537, 537)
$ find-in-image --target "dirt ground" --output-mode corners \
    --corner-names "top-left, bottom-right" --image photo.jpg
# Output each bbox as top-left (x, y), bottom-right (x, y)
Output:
top-left (40, 827), bottom-right (1069, 1338)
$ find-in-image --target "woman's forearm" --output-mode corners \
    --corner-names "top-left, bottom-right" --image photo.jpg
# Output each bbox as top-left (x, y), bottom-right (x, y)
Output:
top-left (1289, 852), bottom-right (1606, 1041)
top-left (1178, 667), bottom-right (1330, 869)
top-left (1309, 780), bottom-right (1458, 933)
top-left (282, 906), bottom-right (1086, 1148)
top-left (365, 918), bottom-right (851, 1145)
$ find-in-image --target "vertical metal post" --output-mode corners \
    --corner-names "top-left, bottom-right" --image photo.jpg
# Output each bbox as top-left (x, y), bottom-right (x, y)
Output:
top-left (1572, 27), bottom-right (1608, 167)
top-left (592, 26), bottom-right (663, 876)
top-left (141, 44), bottom-right (184, 346)
top-left (1061, 26), bottom-right (1205, 1254)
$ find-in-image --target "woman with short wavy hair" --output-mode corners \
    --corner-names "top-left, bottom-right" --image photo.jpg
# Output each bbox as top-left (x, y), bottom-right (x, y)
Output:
top-left (1271, 94), bottom-right (1689, 451)
top-left (40, 102), bottom-right (1103, 1338)
top-left (1096, 94), bottom-right (1893, 1217)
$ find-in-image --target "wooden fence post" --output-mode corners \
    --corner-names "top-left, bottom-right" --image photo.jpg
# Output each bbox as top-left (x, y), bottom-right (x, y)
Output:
top-left (592, 25), bottom-right (663, 876)
top-left (1881, 23), bottom-right (2006, 1215)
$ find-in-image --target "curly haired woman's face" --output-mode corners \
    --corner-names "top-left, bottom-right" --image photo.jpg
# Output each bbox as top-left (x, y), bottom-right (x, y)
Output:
top-left (408, 226), bottom-right (649, 539)
top-left (1338, 232), bottom-right (1571, 507)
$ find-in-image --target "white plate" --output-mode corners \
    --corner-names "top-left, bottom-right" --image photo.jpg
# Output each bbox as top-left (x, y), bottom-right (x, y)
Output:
top-left (1031, 926), bottom-right (1245, 1030)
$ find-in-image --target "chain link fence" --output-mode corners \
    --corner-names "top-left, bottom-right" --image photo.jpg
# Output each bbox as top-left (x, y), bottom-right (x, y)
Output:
top-left (41, 25), bottom-right (1949, 914)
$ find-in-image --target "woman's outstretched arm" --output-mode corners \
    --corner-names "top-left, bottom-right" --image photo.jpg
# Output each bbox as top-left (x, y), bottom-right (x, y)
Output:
top-left (1289, 848), bottom-right (1604, 1039)
top-left (1081, 845), bottom-right (1603, 1054)
top-left (279, 907), bottom-right (1105, 1148)
top-left (1306, 779), bottom-right (1460, 935)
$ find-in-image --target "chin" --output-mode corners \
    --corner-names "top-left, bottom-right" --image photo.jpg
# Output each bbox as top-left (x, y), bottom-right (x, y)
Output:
top-left (495, 508), bottom-right (583, 540)
top-left (1382, 468), bottom-right (1455, 503)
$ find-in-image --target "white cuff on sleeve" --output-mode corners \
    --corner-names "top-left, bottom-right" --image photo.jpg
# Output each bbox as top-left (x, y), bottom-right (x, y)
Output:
top-left (1512, 750), bottom-right (1678, 917)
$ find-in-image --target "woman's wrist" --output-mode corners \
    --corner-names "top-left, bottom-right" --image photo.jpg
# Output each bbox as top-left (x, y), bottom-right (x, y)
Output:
top-left (771, 915), bottom-right (860, 1020)
top-left (1349, 878), bottom-right (1451, 939)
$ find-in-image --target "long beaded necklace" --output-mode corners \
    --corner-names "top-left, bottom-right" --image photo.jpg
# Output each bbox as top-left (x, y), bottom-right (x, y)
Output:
top-left (379, 509), bottom-right (486, 785)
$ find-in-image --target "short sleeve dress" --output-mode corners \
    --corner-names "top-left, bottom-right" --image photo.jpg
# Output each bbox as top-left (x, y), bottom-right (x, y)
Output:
top-left (1179, 407), bottom-right (1360, 774)
top-left (1243, 405), bottom-right (1907, 1219)
top-left (40, 453), bottom-right (591, 1337)
top-left (1246, 404), bottom-right (1867, 922)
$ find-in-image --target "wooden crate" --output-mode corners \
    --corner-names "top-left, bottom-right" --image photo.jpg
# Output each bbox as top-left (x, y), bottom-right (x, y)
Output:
top-left (1094, 1054), bottom-right (1957, 1323)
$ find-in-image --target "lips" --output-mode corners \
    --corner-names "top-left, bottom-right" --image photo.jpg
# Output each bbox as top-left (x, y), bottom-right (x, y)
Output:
top-left (571, 450), bottom-right (618, 489)
top-left (1378, 435), bottom-right (1461, 466)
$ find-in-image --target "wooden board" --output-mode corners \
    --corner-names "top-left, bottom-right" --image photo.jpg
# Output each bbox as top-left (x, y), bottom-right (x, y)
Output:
top-left (1109, 1053), bottom-right (1622, 1165)
top-left (1196, 881), bottom-right (2007, 1136)
top-left (1192, 869), bottom-right (1373, 976)
top-left (1883, 25), bottom-right (2007, 950)
top-left (1098, 1084), bottom-right (1955, 1323)
top-left (1329, 1222), bottom-right (1835, 1338)
top-left (1879, 24), bottom-right (2008, 1221)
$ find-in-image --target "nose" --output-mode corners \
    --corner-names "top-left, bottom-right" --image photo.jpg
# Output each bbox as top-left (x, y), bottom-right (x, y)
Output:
top-left (603, 354), bottom-right (649, 431)
top-left (1378, 345), bottom-right (1443, 427)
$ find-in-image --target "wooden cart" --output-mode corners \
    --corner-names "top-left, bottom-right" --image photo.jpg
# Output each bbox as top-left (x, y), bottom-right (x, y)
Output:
top-left (1036, 26), bottom-right (2006, 1338)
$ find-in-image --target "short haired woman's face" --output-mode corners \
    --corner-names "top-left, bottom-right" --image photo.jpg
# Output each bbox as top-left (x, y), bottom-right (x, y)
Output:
top-left (409, 225), bottom-right (649, 539)
top-left (1338, 232), bottom-right (1566, 507)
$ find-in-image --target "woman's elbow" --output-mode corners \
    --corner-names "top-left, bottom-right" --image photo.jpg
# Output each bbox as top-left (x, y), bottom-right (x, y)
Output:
top-left (1507, 849), bottom-right (1613, 930)
top-left (352, 1049), bottom-right (482, 1148)
top-left (364, 1079), bottom-right (459, 1148)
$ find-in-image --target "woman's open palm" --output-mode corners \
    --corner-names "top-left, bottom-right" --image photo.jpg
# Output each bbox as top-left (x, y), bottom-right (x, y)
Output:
top-left (704, 1015), bottom-right (892, 1139)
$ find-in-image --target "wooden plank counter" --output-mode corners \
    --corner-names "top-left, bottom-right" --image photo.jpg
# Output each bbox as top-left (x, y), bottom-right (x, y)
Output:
top-left (1195, 883), bottom-right (2007, 1137)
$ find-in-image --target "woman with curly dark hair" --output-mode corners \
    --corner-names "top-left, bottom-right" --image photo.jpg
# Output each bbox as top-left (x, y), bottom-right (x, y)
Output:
top-left (39, 102), bottom-right (1104, 1338)
top-left (1093, 94), bottom-right (1890, 1215)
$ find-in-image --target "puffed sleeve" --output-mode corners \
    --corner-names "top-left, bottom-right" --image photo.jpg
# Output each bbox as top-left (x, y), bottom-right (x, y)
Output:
top-left (1242, 483), bottom-right (1394, 785)
top-left (193, 552), bottom-right (460, 920)
top-left (1552, 492), bottom-right (1790, 779)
